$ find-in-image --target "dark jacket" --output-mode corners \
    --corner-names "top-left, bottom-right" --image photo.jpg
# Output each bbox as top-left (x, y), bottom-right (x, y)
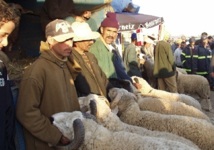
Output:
top-left (153, 40), bottom-right (176, 78)
top-left (71, 49), bottom-right (111, 98)
top-left (112, 48), bottom-right (132, 81)
top-left (181, 44), bottom-right (198, 74)
top-left (0, 60), bottom-right (15, 150)
top-left (195, 44), bottom-right (212, 75)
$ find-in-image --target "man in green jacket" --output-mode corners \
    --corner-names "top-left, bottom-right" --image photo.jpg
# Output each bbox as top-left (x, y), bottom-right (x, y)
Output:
top-left (16, 19), bottom-right (80, 150)
top-left (153, 33), bottom-right (177, 93)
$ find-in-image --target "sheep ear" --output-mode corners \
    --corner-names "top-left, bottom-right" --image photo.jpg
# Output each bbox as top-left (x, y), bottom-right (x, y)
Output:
top-left (89, 100), bottom-right (97, 117)
top-left (69, 119), bottom-right (85, 150)
top-left (110, 92), bottom-right (122, 109)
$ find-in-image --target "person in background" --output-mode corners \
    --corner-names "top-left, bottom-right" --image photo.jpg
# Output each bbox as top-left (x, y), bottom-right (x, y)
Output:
top-left (90, 12), bottom-right (131, 81)
top-left (195, 35), bottom-right (212, 87)
top-left (174, 41), bottom-right (186, 68)
top-left (181, 37), bottom-right (197, 74)
top-left (153, 32), bottom-right (177, 93)
top-left (0, 1), bottom-right (18, 149)
top-left (141, 35), bottom-right (156, 60)
top-left (40, 0), bottom-right (76, 31)
top-left (210, 51), bottom-right (214, 90)
top-left (16, 19), bottom-right (80, 150)
top-left (195, 32), bottom-right (208, 46)
top-left (123, 32), bottom-right (142, 77)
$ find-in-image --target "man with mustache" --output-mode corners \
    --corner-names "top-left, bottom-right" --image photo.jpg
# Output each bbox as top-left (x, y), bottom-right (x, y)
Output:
top-left (16, 19), bottom-right (80, 150)
top-left (89, 12), bottom-right (132, 82)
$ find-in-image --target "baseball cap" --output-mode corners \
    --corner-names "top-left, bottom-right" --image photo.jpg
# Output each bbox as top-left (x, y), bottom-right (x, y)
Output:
top-left (45, 19), bottom-right (75, 42)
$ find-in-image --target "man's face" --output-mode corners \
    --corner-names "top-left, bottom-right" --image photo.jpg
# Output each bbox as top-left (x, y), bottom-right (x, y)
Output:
top-left (0, 21), bottom-right (15, 50)
top-left (75, 40), bottom-right (94, 52)
top-left (101, 27), bottom-right (118, 44)
top-left (50, 38), bottom-right (73, 59)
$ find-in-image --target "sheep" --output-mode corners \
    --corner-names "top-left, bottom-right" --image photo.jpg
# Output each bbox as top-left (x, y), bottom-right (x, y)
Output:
top-left (176, 71), bottom-right (212, 111)
top-left (108, 88), bottom-right (214, 150)
top-left (131, 76), bottom-right (202, 110)
top-left (135, 93), bottom-right (210, 121)
top-left (84, 94), bottom-right (199, 149)
top-left (51, 111), bottom-right (199, 150)
top-left (176, 67), bottom-right (187, 74)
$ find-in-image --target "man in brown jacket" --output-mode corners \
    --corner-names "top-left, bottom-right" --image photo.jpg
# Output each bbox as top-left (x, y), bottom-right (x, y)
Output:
top-left (16, 19), bottom-right (80, 150)
top-left (70, 21), bottom-right (112, 98)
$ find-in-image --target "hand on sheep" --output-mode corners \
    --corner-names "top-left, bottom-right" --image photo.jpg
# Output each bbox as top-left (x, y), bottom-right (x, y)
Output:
top-left (133, 82), bottom-right (142, 89)
top-left (58, 135), bottom-right (70, 146)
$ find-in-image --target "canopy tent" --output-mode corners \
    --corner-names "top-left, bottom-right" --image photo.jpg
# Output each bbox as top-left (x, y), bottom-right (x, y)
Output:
top-left (116, 13), bottom-right (164, 32)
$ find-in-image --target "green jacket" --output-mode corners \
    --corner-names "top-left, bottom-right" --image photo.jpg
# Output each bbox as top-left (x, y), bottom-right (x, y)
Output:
top-left (123, 43), bottom-right (142, 77)
top-left (71, 49), bottom-right (110, 97)
top-left (89, 38), bottom-right (117, 78)
top-left (153, 40), bottom-right (176, 78)
top-left (16, 50), bottom-right (80, 150)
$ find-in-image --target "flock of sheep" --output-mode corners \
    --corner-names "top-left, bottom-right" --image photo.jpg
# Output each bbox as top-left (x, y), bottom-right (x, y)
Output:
top-left (50, 70), bottom-right (214, 150)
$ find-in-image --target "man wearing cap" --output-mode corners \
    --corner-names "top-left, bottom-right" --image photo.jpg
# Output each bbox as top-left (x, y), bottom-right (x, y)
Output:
top-left (123, 32), bottom-right (142, 77)
top-left (89, 12), bottom-right (131, 82)
top-left (69, 21), bottom-right (112, 98)
top-left (16, 19), bottom-right (80, 150)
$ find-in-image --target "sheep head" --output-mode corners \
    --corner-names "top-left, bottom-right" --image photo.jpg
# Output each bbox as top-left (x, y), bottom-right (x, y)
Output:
top-left (51, 111), bottom-right (84, 140)
top-left (89, 98), bottom-right (112, 121)
top-left (131, 76), bottom-right (153, 94)
top-left (108, 88), bottom-right (137, 110)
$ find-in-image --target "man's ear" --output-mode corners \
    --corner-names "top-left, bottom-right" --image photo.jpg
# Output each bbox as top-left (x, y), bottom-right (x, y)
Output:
top-left (47, 36), bottom-right (55, 45)
top-left (100, 27), bottom-right (103, 34)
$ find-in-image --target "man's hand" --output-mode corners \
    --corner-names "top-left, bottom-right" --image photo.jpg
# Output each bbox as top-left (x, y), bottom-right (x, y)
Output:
top-left (59, 135), bottom-right (70, 145)
top-left (133, 82), bottom-right (142, 89)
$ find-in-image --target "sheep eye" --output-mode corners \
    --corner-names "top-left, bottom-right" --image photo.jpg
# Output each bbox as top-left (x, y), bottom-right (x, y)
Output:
top-left (49, 117), bottom-right (54, 124)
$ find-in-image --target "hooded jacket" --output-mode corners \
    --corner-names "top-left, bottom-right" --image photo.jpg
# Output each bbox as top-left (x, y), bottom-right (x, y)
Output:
top-left (153, 40), bottom-right (176, 78)
top-left (71, 49), bottom-right (111, 97)
top-left (16, 47), bottom-right (80, 150)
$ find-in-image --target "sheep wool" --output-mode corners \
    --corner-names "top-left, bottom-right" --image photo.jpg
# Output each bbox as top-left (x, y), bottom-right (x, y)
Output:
top-left (131, 76), bottom-right (202, 110)
top-left (52, 111), bottom-right (199, 150)
top-left (177, 71), bottom-right (212, 111)
top-left (135, 94), bottom-right (210, 121)
top-left (86, 94), bottom-right (199, 149)
top-left (108, 88), bottom-right (214, 150)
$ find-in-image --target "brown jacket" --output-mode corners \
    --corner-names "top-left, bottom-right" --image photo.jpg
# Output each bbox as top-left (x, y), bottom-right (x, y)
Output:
top-left (16, 50), bottom-right (80, 150)
top-left (71, 49), bottom-right (111, 97)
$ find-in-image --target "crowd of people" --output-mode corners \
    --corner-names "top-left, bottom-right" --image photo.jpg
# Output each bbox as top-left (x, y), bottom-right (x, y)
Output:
top-left (1, 0), bottom-right (214, 150)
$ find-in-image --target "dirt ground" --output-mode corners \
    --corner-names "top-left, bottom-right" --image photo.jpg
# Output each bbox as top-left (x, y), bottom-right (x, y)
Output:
top-left (203, 91), bottom-right (214, 124)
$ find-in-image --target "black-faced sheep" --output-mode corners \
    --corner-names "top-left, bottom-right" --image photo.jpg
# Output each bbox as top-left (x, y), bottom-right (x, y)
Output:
top-left (177, 71), bottom-right (212, 111)
top-left (108, 88), bottom-right (214, 150)
top-left (51, 111), bottom-right (199, 150)
top-left (132, 76), bottom-right (202, 110)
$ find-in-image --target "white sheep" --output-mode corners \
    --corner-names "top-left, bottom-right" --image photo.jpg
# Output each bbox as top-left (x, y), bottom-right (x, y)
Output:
top-left (108, 88), bottom-right (214, 150)
top-left (135, 93), bottom-right (210, 121)
top-left (52, 111), bottom-right (199, 150)
top-left (177, 71), bottom-right (212, 111)
top-left (132, 76), bottom-right (202, 110)
top-left (83, 94), bottom-right (200, 149)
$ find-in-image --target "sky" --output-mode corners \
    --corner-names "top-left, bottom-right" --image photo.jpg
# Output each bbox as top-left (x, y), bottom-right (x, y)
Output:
top-left (132, 0), bottom-right (214, 37)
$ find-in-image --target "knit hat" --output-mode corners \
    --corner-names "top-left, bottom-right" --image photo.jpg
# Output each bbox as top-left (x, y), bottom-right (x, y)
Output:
top-left (71, 22), bottom-right (100, 42)
top-left (131, 33), bottom-right (137, 40)
top-left (45, 19), bottom-right (74, 42)
top-left (101, 12), bottom-right (119, 29)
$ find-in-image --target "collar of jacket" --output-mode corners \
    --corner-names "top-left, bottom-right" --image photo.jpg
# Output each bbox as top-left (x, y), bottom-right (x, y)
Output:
top-left (67, 52), bottom-right (81, 80)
